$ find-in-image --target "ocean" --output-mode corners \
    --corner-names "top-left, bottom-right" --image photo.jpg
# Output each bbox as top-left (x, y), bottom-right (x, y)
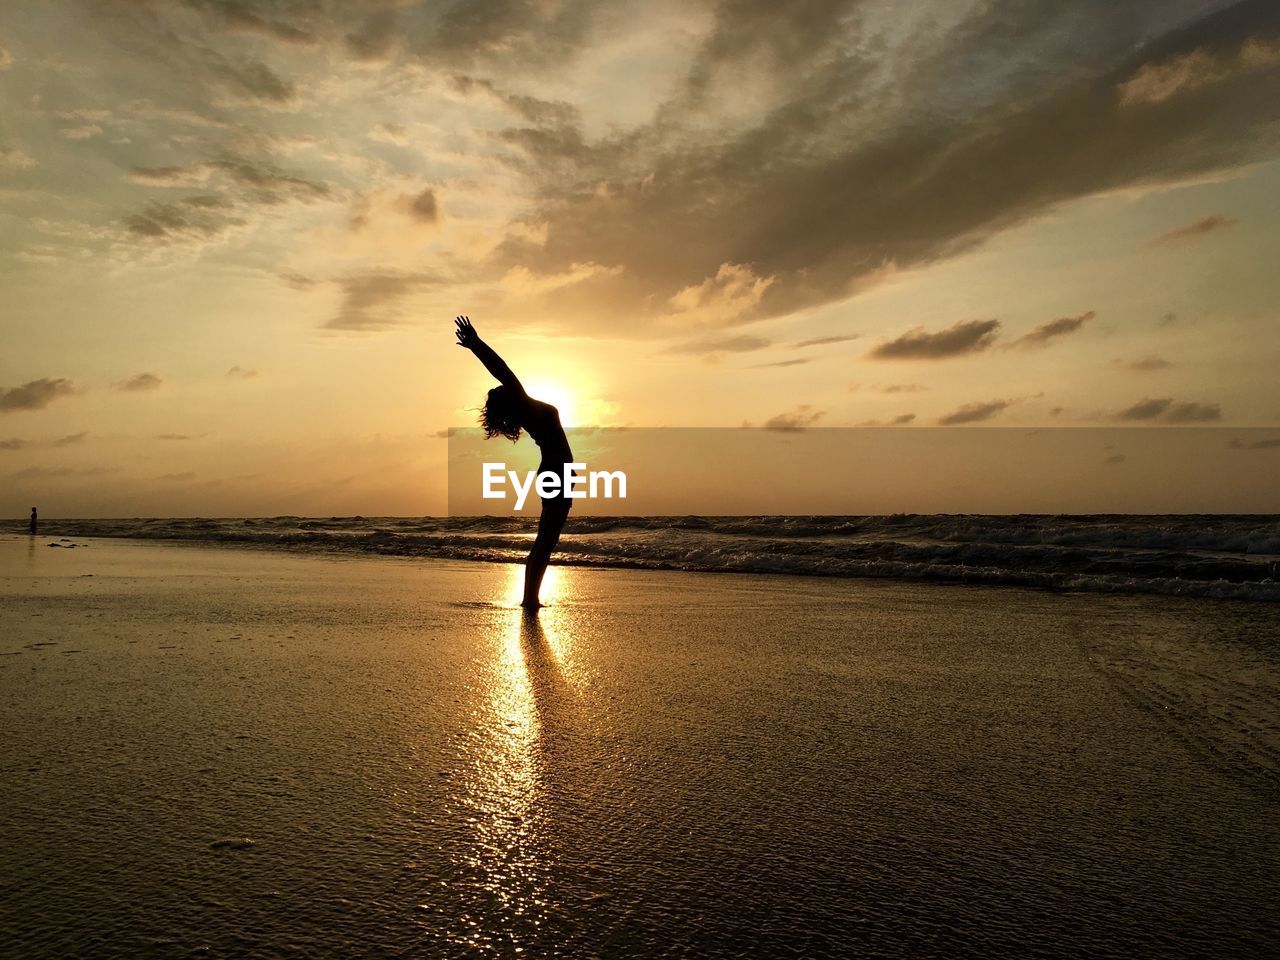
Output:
top-left (10, 514), bottom-right (1280, 601)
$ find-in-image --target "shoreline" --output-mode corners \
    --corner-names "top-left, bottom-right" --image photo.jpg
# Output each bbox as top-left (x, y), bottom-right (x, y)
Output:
top-left (5, 515), bottom-right (1279, 603)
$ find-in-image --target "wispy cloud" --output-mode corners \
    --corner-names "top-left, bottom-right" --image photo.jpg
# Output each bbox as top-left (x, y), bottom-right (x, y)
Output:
top-left (115, 373), bottom-right (163, 392)
top-left (1152, 214), bottom-right (1238, 245)
top-left (1117, 355), bottom-right (1173, 371)
top-left (763, 405), bottom-right (824, 432)
top-left (938, 399), bottom-right (1012, 425)
top-left (325, 273), bottom-right (434, 332)
top-left (868, 320), bottom-right (1001, 360)
top-left (0, 378), bottom-right (77, 413)
top-left (794, 334), bottom-right (858, 349)
top-left (1009, 310), bottom-right (1095, 349)
top-left (1114, 397), bottom-right (1222, 422)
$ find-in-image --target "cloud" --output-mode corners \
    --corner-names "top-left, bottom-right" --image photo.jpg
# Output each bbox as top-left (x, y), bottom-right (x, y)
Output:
top-left (346, 10), bottom-right (398, 63)
top-left (326, 273), bottom-right (434, 332)
top-left (1227, 437), bottom-right (1280, 450)
top-left (1118, 354), bottom-right (1173, 371)
top-left (481, 1), bottom-right (1280, 336)
top-left (763, 405), bottom-right (824, 432)
top-left (156, 433), bottom-right (199, 441)
top-left (115, 373), bottom-right (163, 392)
top-left (1104, 453), bottom-right (1127, 465)
top-left (403, 188), bottom-right (439, 224)
top-left (668, 334), bottom-right (772, 360)
top-left (794, 334), bottom-right (859, 349)
top-left (1114, 397), bottom-right (1222, 422)
top-left (0, 43), bottom-right (11, 70)
top-left (1152, 214), bottom-right (1239, 245)
top-left (53, 432), bottom-right (88, 447)
top-left (1118, 36), bottom-right (1280, 106)
top-left (665, 263), bottom-right (775, 328)
top-left (1009, 310), bottom-right (1095, 349)
top-left (213, 58), bottom-right (295, 104)
top-left (159, 472), bottom-right (198, 482)
top-left (122, 157), bottom-right (330, 245)
top-left (0, 438), bottom-right (27, 450)
top-left (0, 378), bottom-right (76, 413)
top-left (226, 366), bottom-right (259, 379)
top-left (879, 384), bottom-right (926, 394)
top-left (125, 197), bottom-right (244, 241)
top-left (859, 413), bottom-right (916, 426)
top-left (868, 319), bottom-right (1001, 360)
top-left (0, 146), bottom-right (37, 169)
top-left (751, 358), bottom-right (811, 368)
top-left (938, 399), bottom-right (1012, 425)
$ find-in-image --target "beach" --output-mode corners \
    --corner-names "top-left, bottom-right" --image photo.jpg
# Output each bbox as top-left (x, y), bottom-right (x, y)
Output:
top-left (2, 535), bottom-right (1278, 958)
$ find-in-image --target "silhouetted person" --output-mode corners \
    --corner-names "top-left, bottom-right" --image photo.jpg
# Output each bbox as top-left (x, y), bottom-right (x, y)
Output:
top-left (455, 315), bottom-right (570, 609)
top-left (29, 507), bottom-right (37, 536)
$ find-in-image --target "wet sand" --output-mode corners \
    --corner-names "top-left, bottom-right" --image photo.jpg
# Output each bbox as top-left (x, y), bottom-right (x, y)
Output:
top-left (2, 536), bottom-right (1278, 958)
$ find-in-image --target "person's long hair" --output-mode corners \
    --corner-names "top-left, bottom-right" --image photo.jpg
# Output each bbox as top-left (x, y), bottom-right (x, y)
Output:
top-left (480, 385), bottom-right (522, 441)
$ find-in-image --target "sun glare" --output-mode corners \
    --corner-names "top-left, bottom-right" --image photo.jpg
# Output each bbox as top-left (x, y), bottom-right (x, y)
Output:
top-left (523, 381), bottom-right (578, 426)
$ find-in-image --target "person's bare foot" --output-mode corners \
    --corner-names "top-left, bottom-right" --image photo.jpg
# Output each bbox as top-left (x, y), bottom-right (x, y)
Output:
top-left (520, 598), bottom-right (542, 611)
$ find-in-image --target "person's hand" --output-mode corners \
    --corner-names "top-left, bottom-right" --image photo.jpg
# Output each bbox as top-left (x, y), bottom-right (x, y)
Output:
top-left (454, 315), bottom-right (480, 349)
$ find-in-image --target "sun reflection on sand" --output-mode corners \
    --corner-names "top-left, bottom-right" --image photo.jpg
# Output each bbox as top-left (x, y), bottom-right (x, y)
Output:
top-left (448, 565), bottom-right (579, 953)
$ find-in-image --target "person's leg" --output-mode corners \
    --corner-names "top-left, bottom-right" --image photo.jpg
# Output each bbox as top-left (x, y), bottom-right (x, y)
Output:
top-left (522, 498), bottom-right (570, 608)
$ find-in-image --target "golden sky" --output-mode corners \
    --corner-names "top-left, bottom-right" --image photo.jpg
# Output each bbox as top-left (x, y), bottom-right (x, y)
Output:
top-left (1, 1), bottom-right (1278, 515)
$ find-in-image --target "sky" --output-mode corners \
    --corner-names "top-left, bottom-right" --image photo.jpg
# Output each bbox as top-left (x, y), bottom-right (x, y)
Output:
top-left (1, 0), bottom-right (1278, 516)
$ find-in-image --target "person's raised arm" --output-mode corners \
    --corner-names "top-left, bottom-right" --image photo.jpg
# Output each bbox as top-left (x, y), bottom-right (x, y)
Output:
top-left (454, 316), bottom-right (525, 394)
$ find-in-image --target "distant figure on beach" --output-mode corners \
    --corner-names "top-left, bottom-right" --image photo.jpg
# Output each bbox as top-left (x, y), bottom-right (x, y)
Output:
top-left (29, 507), bottom-right (37, 536)
top-left (455, 315), bottom-right (570, 610)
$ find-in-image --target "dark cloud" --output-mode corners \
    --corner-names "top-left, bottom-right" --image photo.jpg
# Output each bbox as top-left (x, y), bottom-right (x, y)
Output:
top-left (124, 158), bottom-right (329, 244)
top-left (1163, 401), bottom-right (1222, 423)
top-left (125, 198), bottom-right (243, 241)
top-left (115, 373), bottom-right (163, 392)
top-left (486, 1), bottom-right (1280, 334)
top-left (346, 10), bottom-right (398, 62)
top-left (0, 438), bottom-right (27, 450)
top-left (1010, 310), bottom-right (1095, 348)
top-left (1116, 397), bottom-right (1173, 420)
top-left (198, 0), bottom-right (315, 44)
top-left (868, 319), bottom-right (1001, 360)
top-left (159, 471), bottom-right (198, 482)
top-left (1114, 397), bottom-right (1222, 422)
top-left (667, 334), bottom-right (772, 355)
top-left (53, 432), bottom-right (88, 447)
top-left (326, 273), bottom-right (434, 332)
top-left (226, 365), bottom-right (259, 379)
top-left (156, 433), bottom-right (200, 440)
top-left (1118, 354), bottom-right (1173, 371)
top-left (212, 58), bottom-right (296, 103)
top-left (1227, 437), bottom-right (1280, 450)
top-left (879, 384), bottom-right (926, 394)
top-left (0, 378), bottom-right (76, 413)
top-left (405, 188), bottom-right (439, 224)
top-left (764, 405), bottom-right (825, 432)
top-left (751, 358), bottom-right (811, 368)
top-left (794, 334), bottom-right (859, 348)
top-left (1152, 213), bottom-right (1239, 244)
top-left (859, 413), bottom-right (916, 426)
top-left (1104, 453), bottom-right (1126, 464)
top-left (938, 399), bottom-right (1012, 425)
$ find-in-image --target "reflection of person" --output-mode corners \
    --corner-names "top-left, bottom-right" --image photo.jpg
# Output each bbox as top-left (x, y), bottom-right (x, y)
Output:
top-left (455, 316), bottom-right (571, 609)
top-left (29, 507), bottom-right (37, 536)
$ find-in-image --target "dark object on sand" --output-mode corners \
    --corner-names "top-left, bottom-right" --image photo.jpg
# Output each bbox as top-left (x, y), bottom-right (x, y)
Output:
top-left (29, 507), bottom-right (37, 536)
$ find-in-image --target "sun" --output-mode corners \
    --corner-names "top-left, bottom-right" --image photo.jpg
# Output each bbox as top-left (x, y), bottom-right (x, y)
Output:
top-left (523, 380), bottom-right (578, 426)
